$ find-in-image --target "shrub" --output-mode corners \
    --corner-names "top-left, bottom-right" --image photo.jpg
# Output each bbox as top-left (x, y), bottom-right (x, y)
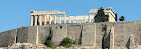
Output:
top-left (44, 40), bottom-right (53, 47)
top-left (44, 40), bottom-right (57, 48)
top-left (44, 29), bottom-right (57, 48)
top-left (60, 37), bottom-right (73, 48)
top-left (60, 26), bottom-right (62, 29)
top-left (119, 16), bottom-right (125, 21)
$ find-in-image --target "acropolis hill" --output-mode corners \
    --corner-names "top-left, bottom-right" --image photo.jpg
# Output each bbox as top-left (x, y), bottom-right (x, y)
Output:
top-left (0, 7), bottom-right (141, 49)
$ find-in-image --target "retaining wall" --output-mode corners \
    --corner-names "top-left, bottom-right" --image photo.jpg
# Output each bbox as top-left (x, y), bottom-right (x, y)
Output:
top-left (0, 21), bottom-right (141, 49)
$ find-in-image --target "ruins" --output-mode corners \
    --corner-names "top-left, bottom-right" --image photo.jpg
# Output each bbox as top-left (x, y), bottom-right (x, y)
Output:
top-left (0, 7), bottom-right (141, 49)
top-left (30, 7), bottom-right (117, 26)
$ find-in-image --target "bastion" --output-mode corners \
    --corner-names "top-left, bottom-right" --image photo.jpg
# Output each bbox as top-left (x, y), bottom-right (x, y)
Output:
top-left (0, 21), bottom-right (141, 49)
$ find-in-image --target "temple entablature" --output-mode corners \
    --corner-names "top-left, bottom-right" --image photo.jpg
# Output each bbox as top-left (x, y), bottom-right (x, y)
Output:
top-left (30, 10), bottom-right (66, 15)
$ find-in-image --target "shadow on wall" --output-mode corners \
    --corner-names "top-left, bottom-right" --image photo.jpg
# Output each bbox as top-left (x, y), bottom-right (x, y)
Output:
top-left (126, 37), bottom-right (130, 49)
top-left (106, 29), bottom-right (111, 49)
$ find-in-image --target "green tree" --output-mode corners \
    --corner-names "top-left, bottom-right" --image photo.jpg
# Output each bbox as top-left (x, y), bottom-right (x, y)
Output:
top-left (94, 7), bottom-right (109, 22)
top-left (119, 16), bottom-right (125, 21)
top-left (60, 37), bottom-right (73, 48)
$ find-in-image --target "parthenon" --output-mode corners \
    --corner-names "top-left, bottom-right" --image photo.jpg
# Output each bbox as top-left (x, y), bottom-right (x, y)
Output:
top-left (30, 7), bottom-right (117, 26)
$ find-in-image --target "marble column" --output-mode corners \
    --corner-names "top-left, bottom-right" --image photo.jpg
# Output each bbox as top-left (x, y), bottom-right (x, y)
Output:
top-left (54, 14), bottom-right (56, 24)
top-left (77, 20), bottom-right (79, 24)
top-left (35, 15), bottom-right (38, 26)
top-left (44, 15), bottom-right (47, 25)
top-left (83, 17), bottom-right (86, 23)
top-left (72, 21), bottom-right (74, 23)
top-left (81, 20), bottom-right (83, 23)
top-left (89, 13), bottom-right (91, 23)
top-left (109, 13), bottom-right (112, 22)
top-left (59, 14), bottom-right (61, 24)
top-left (49, 14), bottom-right (51, 24)
top-left (94, 13), bottom-right (96, 22)
top-left (64, 14), bottom-right (66, 24)
top-left (30, 15), bottom-right (33, 26)
top-left (39, 15), bottom-right (42, 26)
top-left (72, 21), bottom-right (76, 23)
top-left (68, 17), bottom-right (71, 23)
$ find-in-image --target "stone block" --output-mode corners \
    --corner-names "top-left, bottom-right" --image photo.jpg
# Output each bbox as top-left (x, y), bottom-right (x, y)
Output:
top-left (82, 24), bottom-right (96, 46)
top-left (51, 25), bottom-right (67, 45)
top-left (0, 29), bottom-right (17, 47)
top-left (0, 30), bottom-right (11, 47)
top-left (67, 25), bottom-right (82, 44)
top-left (17, 27), bottom-right (28, 43)
top-left (38, 25), bottom-right (50, 44)
top-left (27, 26), bottom-right (37, 44)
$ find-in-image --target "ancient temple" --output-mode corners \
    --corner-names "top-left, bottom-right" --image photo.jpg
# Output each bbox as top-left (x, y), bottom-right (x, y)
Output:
top-left (30, 7), bottom-right (117, 26)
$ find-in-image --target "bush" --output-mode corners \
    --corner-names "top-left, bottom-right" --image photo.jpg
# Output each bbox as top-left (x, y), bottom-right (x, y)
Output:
top-left (60, 37), bottom-right (73, 48)
top-left (44, 29), bottom-right (57, 48)
top-left (119, 16), bottom-right (125, 21)
top-left (45, 40), bottom-right (53, 47)
top-left (44, 40), bottom-right (57, 48)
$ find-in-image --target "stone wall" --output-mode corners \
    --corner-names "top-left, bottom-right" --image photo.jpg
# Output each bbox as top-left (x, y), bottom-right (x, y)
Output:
top-left (0, 26), bottom-right (38, 47)
top-left (38, 26), bottom-right (50, 44)
top-left (27, 26), bottom-right (37, 44)
top-left (81, 24), bottom-right (96, 46)
top-left (17, 27), bottom-right (28, 43)
top-left (113, 21), bottom-right (141, 48)
top-left (0, 21), bottom-right (141, 49)
top-left (51, 25), bottom-right (67, 45)
top-left (67, 24), bottom-right (82, 44)
top-left (0, 29), bottom-right (17, 47)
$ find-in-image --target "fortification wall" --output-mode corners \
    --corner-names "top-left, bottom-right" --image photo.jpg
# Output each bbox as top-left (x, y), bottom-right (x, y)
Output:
top-left (67, 24), bottom-right (82, 44)
top-left (38, 26), bottom-right (50, 44)
top-left (27, 26), bottom-right (37, 44)
top-left (0, 26), bottom-right (39, 47)
top-left (81, 24), bottom-right (96, 46)
top-left (17, 27), bottom-right (28, 43)
top-left (0, 29), bottom-right (17, 47)
top-left (113, 21), bottom-right (141, 48)
top-left (0, 21), bottom-right (141, 49)
top-left (17, 26), bottom-right (38, 44)
top-left (95, 23), bottom-right (105, 47)
top-left (51, 25), bottom-right (67, 44)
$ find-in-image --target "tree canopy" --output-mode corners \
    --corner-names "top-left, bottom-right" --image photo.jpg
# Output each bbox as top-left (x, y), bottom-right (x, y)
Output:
top-left (94, 7), bottom-right (109, 23)
top-left (119, 16), bottom-right (125, 21)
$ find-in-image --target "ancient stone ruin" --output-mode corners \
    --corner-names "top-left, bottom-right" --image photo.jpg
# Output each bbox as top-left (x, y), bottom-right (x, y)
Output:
top-left (0, 7), bottom-right (141, 49)
top-left (30, 7), bottom-right (117, 26)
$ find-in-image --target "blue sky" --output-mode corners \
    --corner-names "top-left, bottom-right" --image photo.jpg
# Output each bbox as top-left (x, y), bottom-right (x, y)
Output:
top-left (0, 0), bottom-right (141, 32)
